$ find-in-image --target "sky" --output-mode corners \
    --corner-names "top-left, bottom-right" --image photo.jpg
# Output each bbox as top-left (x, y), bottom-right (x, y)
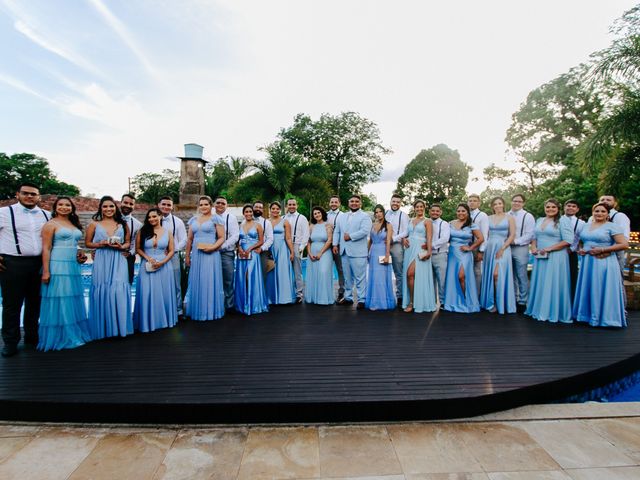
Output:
top-left (0, 0), bottom-right (637, 206)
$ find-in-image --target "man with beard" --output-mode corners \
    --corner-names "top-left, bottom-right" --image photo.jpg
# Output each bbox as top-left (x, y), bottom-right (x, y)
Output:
top-left (252, 201), bottom-right (274, 288)
top-left (385, 194), bottom-right (408, 307)
top-left (157, 196), bottom-right (187, 317)
top-left (284, 198), bottom-right (309, 303)
top-left (215, 196), bottom-right (239, 311)
top-left (326, 195), bottom-right (345, 301)
top-left (597, 194), bottom-right (631, 275)
top-left (120, 193), bottom-right (142, 284)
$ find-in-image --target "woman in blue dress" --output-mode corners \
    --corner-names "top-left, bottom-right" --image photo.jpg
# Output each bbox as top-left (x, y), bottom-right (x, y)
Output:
top-left (573, 202), bottom-right (628, 328)
top-left (444, 204), bottom-right (483, 313)
top-left (304, 206), bottom-right (335, 305)
top-left (38, 197), bottom-right (91, 351)
top-left (366, 205), bottom-right (396, 311)
top-left (402, 199), bottom-right (437, 313)
top-left (266, 201), bottom-right (296, 305)
top-left (526, 199), bottom-right (574, 323)
top-left (133, 208), bottom-right (177, 332)
top-left (85, 196), bottom-right (133, 339)
top-left (184, 196), bottom-right (225, 320)
top-left (480, 197), bottom-right (516, 314)
top-left (234, 205), bottom-right (269, 315)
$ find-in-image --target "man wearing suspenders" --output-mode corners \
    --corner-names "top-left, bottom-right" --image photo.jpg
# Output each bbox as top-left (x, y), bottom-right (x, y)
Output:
top-left (385, 194), bottom-right (408, 307)
top-left (468, 194), bottom-right (488, 298)
top-left (429, 203), bottom-right (450, 307)
top-left (0, 183), bottom-right (49, 357)
top-left (252, 201), bottom-right (274, 288)
top-left (508, 194), bottom-right (535, 312)
top-left (120, 193), bottom-right (142, 284)
top-left (563, 199), bottom-right (585, 299)
top-left (327, 195), bottom-right (345, 301)
top-left (215, 196), bottom-right (240, 311)
top-left (157, 196), bottom-right (187, 317)
top-left (285, 198), bottom-right (309, 303)
top-left (598, 194), bottom-right (631, 275)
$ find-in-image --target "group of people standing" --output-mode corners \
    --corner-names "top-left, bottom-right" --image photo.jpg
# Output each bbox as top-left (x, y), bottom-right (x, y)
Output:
top-left (0, 182), bottom-right (632, 357)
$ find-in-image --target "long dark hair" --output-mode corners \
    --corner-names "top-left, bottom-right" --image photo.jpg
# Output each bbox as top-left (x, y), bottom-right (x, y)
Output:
top-left (51, 196), bottom-right (82, 231)
top-left (457, 203), bottom-right (472, 228)
top-left (92, 195), bottom-right (126, 229)
top-left (137, 208), bottom-right (163, 252)
top-left (310, 206), bottom-right (327, 224)
top-left (544, 198), bottom-right (562, 226)
top-left (373, 204), bottom-right (389, 232)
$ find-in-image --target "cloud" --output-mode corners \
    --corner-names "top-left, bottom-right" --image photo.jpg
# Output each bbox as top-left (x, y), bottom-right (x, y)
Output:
top-left (0, 71), bottom-right (58, 105)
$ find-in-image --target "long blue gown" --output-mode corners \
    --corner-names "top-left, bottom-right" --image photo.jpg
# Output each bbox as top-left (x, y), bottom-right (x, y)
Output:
top-left (234, 224), bottom-right (269, 315)
top-left (133, 230), bottom-right (178, 332)
top-left (526, 217), bottom-right (573, 323)
top-left (444, 223), bottom-right (480, 313)
top-left (266, 219), bottom-right (296, 305)
top-left (573, 222), bottom-right (626, 328)
top-left (366, 226), bottom-right (396, 310)
top-left (304, 223), bottom-right (335, 305)
top-left (88, 223), bottom-right (133, 339)
top-left (184, 216), bottom-right (225, 320)
top-left (402, 220), bottom-right (437, 313)
top-left (38, 227), bottom-right (91, 351)
top-left (480, 217), bottom-right (516, 314)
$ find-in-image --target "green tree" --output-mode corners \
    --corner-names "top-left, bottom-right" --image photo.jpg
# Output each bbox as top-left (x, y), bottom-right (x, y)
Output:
top-left (130, 168), bottom-right (180, 204)
top-left (0, 153), bottom-right (80, 199)
top-left (204, 156), bottom-right (250, 202)
top-left (395, 144), bottom-right (471, 205)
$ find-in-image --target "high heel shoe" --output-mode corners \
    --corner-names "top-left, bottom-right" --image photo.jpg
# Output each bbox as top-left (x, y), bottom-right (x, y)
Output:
top-left (404, 303), bottom-right (413, 313)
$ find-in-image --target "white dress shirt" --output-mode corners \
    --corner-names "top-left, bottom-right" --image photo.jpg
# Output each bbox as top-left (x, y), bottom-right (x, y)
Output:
top-left (254, 217), bottom-right (273, 252)
top-left (0, 204), bottom-right (49, 256)
top-left (122, 214), bottom-right (142, 255)
top-left (562, 214), bottom-right (585, 252)
top-left (218, 210), bottom-right (240, 251)
top-left (608, 208), bottom-right (631, 240)
top-left (162, 213), bottom-right (187, 251)
top-left (431, 217), bottom-right (451, 253)
top-left (508, 209), bottom-right (536, 246)
top-left (285, 212), bottom-right (309, 252)
top-left (327, 208), bottom-right (342, 229)
top-left (470, 208), bottom-right (489, 252)
top-left (385, 208), bottom-right (409, 244)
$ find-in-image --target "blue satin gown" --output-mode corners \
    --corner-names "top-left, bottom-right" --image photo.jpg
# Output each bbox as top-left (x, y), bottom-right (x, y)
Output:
top-left (444, 224), bottom-right (480, 313)
top-left (526, 217), bottom-right (573, 323)
top-left (88, 223), bottom-right (133, 339)
top-left (366, 226), bottom-right (396, 310)
top-left (266, 219), bottom-right (296, 305)
top-left (402, 220), bottom-right (437, 313)
top-left (184, 216), bottom-right (225, 320)
top-left (480, 217), bottom-right (516, 314)
top-left (234, 224), bottom-right (269, 315)
top-left (304, 223), bottom-right (335, 305)
top-left (573, 222), bottom-right (626, 327)
top-left (38, 227), bottom-right (91, 351)
top-left (133, 230), bottom-right (178, 332)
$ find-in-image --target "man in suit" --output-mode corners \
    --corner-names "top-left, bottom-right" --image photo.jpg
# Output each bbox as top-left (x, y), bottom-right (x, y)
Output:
top-left (332, 195), bottom-right (372, 309)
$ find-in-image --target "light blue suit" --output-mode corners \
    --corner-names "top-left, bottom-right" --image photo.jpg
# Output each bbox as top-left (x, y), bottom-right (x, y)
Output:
top-left (333, 210), bottom-right (372, 303)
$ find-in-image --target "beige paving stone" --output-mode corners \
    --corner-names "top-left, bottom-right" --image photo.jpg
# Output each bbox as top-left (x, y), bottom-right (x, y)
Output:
top-left (457, 423), bottom-right (560, 473)
top-left (0, 430), bottom-right (102, 480)
top-left (236, 427), bottom-right (319, 480)
top-left (476, 403), bottom-right (640, 422)
top-left (68, 431), bottom-right (176, 480)
top-left (565, 466), bottom-right (640, 479)
top-left (0, 436), bottom-right (32, 463)
top-left (584, 417), bottom-right (640, 461)
top-left (313, 476), bottom-right (407, 480)
top-left (406, 473), bottom-right (489, 479)
top-left (488, 471), bottom-right (572, 479)
top-left (0, 424), bottom-right (41, 437)
top-left (388, 424), bottom-right (483, 474)
top-left (517, 420), bottom-right (636, 469)
top-left (153, 429), bottom-right (247, 480)
top-left (319, 426), bottom-right (403, 478)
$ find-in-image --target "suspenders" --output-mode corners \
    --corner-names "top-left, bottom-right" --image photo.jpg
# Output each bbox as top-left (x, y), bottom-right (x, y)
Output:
top-left (610, 212), bottom-right (618, 221)
top-left (472, 212), bottom-right (480, 223)
top-left (8, 205), bottom-right (49, 255)
top-left (520, 212), bottom-right (530, 237)
top-left (225, 213), bottom-right (230, 240)
top-left (292, 214), bottom-right (300, 243)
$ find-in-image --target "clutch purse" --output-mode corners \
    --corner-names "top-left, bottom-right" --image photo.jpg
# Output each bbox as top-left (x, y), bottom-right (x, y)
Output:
top-left (145, 262), bottom-right (157, 272)
top-left (378, 256), bottom-right (389, 264)
top-left (197, 243), bottom-right (216, 250)
top-left (418, 250), bottom-right (430, 260)
top-left (534, 251), bottom-right (548, 259)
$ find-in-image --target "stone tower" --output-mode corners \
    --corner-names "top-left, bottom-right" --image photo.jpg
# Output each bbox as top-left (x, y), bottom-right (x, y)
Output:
top-left (179, 143), bottom-right (207, 206)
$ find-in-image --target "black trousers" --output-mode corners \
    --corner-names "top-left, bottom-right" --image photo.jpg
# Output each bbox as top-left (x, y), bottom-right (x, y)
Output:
top-left (569, 251), bottom-right (578, 300)
top-left (126, 254), bottom-right (136, 284)
top-left (0, 255), bottom-right (42, 347)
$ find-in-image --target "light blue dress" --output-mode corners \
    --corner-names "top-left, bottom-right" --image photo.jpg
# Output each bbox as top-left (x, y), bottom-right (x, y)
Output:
top-left (480, 217), bottom-right (516, 314)
top-left (573, 222), bottom-right (626, 328)
top-left (402, 220), bottom-right (437, 313)
top-left (304, 223), bottom-right (334, 305)
top-left (526, 217), bottom-right (573, 323)
top-left (38, 227), bottom-right (91, 351)
top-left (444, 223), bottom-right (480, 313)
top-left (366, 226), bottom-right (396, 311)
top-left (266, 219), bottom-right (296, 305)
top-left (184, 216), bottom-right (225, 320)
top-left (133, 230), bottom-right (178, 332)
top-left (88, 223), bottom-right (133, 339)
top-left (234, 224), bottom-right (269, 315)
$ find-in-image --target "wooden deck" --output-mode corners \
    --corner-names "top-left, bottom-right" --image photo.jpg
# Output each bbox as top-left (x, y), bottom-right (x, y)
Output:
top-left (1, 305), bottom-right (638, 423)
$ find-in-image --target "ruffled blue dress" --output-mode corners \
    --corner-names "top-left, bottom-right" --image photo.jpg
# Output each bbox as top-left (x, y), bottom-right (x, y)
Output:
top-left (304, 224), bottom-right (335, 305)
top-left (573, 222), bottom-right (627, 328)
top-left (88, 223), bottom-right (133, 339)
top-left (234, 224), bottom-right (269, 315)
top-left (366, 226), bottom-right (396, 310)
top-left (444, 223), bottom-right (480, 313)
top-left (133, 230), bottom-right (178, 332)
top-left (526, 217), bottom-right (573, 323)
top-left (480, 217), bottom-right (516, 314)
top-left (184, 216), bottom-right (225, 320)
top-left (38, 227), bottom-right (91, 351)
top-left (266, 219), bottom-right (296, 305)
top-left (402, 220), bottom-right (437, 313)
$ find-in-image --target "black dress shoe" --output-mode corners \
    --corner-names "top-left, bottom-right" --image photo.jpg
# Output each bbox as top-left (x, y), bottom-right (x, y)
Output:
top-left (295, 297), bottom-right (303, 304)
top-left (357, 302), bottom-right (365, 310)
top-left (1, 345), bottom-right (18, 358)
top-left (516, 304), bottom-right (526, 314)
top-left (337, 297), bottom-right (353, 305)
